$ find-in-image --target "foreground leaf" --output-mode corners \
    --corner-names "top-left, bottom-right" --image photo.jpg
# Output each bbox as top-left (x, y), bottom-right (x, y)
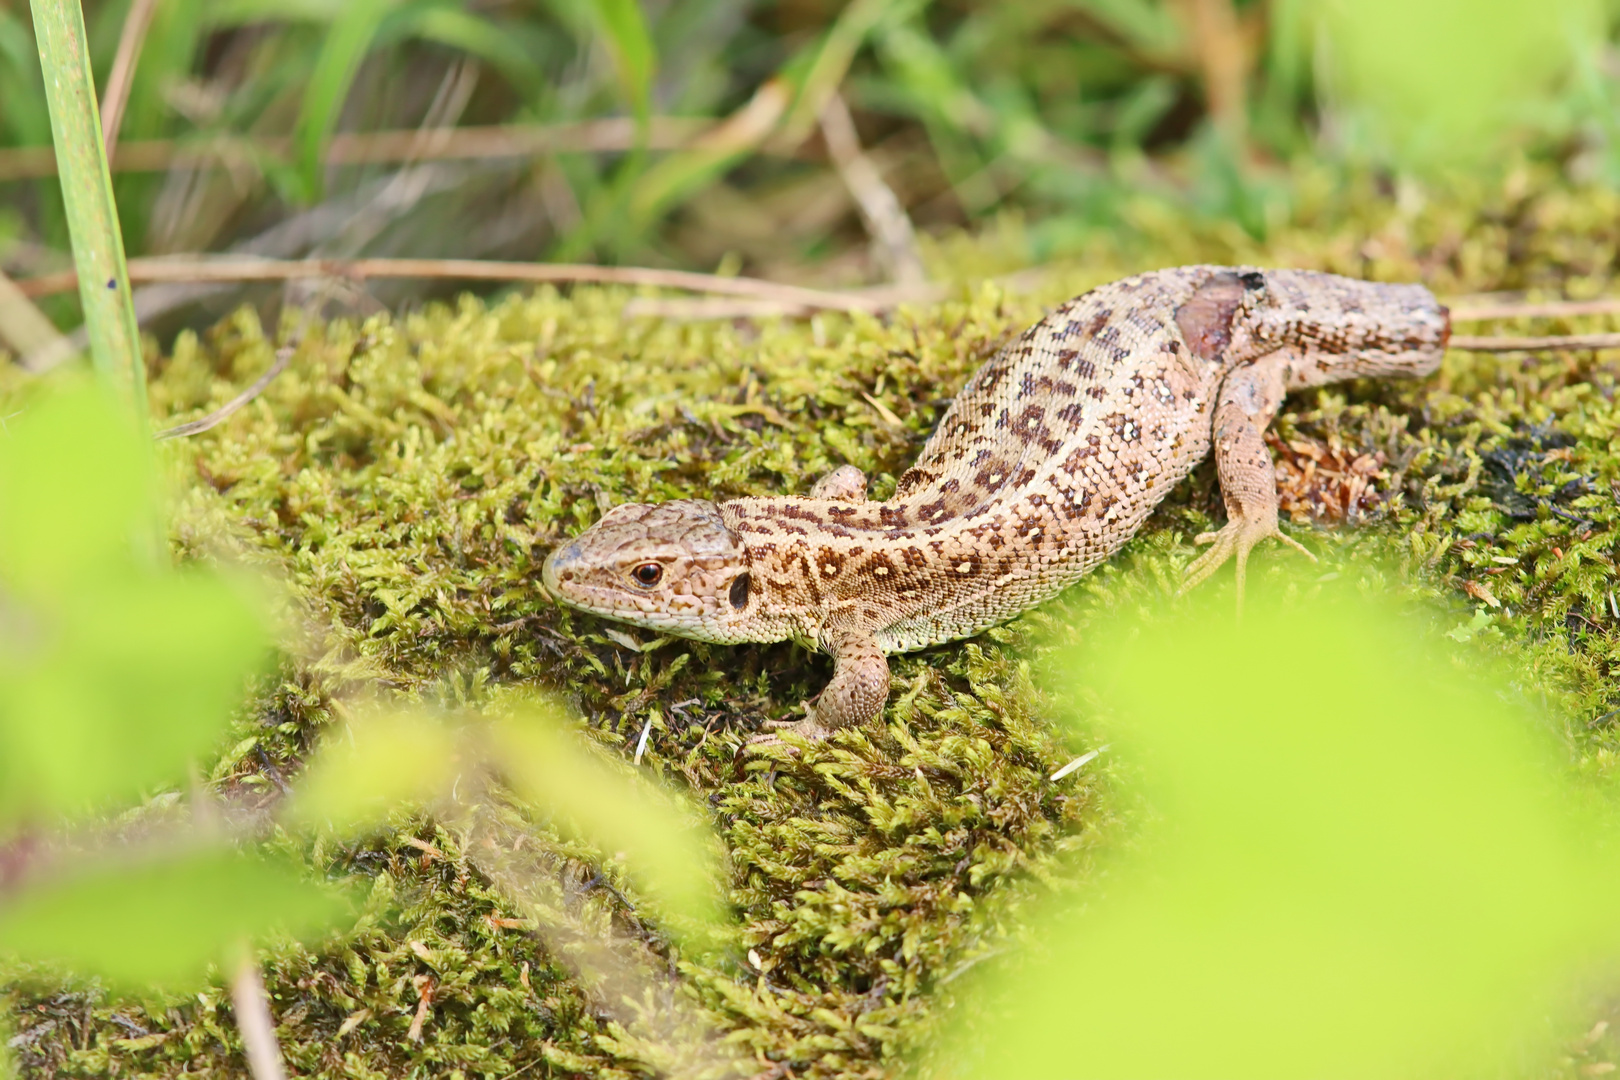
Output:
top-left (286, 707), bottom-right (463, 833)
top-left (489, 700), bottom-right (725, 930)
top-left (0, 848), bottom-right (349, 989)
top-left (944, 577), bottom-right (1616, 1079)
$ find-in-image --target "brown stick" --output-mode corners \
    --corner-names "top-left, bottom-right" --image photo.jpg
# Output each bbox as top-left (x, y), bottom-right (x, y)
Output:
top-left (99, 0), bottom-right (161, 155)
top-left (16, 255), bottom-right (895, 311)
top-left (1449, 332), bottom-right (1620, 351)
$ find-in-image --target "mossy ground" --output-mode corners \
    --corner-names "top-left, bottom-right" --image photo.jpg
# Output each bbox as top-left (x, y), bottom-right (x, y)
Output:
top-left (8, 165), bottom-right (1620, 1078)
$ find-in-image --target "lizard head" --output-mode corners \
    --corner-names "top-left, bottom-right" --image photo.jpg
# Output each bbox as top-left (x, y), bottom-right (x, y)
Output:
top-left (541, 499), bottom-right (759, 643)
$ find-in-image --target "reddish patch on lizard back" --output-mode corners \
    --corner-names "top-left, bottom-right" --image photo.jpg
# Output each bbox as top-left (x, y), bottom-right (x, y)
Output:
top-left (1174, 272), bottom-right (1248, 362)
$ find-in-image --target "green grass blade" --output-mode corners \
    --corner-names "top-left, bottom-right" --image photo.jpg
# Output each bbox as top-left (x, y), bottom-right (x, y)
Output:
top-left (388, 6), bottom-right (545, 96)
top-left (587, 0), bottom-right (656, 124)
top-left (293, 0), bottom-right (394, 203)
top-left (27, 0), bottom-right (146, 424)
top-left (780, 0), bottom-right (910, 143)
top-left (0, 11), bottom-right (53, 146)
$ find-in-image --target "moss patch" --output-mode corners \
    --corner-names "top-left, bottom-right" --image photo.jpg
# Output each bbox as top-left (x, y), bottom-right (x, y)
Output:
top-left (7, 165), bottom-right (1620, 1078)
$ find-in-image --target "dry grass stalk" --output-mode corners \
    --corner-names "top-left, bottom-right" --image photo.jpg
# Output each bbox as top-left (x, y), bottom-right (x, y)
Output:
top-left (18, 255), bottom-right (890, 310)
top-left (1175, 0), bottom-right (1249, 139)
top-left (155, 344), bottom-right (293, 440)
top-left (229, 957), bottom-right (288, 1080)
top-left (1448, 332), bottom-right (1620, 351)
top-left (1448, 299), bottom-right (1620, 321)
top-left (819, 94), bottom-right (926, 286)
top-left (0, 269), bottom-right (74, 367)
top-left (99, 0), bottom-right (161, 155)
top-left (0, 119), bottom-right (775, 182)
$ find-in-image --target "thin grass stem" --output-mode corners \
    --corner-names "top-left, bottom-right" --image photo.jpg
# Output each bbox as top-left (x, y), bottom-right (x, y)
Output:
top-left (28, 0), bottom-right (147, 425)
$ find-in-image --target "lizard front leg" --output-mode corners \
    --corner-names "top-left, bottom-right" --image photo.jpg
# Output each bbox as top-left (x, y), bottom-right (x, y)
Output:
top-left (747, 625), bottom-right (889, 747)
top-left (1183, 349), bottom-right (1315, 601)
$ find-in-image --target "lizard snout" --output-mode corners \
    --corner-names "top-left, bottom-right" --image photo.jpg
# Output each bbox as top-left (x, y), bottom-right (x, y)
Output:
top-left (540, 543), bottom-right (582, 599)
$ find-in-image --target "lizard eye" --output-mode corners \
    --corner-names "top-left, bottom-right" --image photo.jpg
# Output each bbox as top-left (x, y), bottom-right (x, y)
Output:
top-left (631, 562), bottom-right (663, 587)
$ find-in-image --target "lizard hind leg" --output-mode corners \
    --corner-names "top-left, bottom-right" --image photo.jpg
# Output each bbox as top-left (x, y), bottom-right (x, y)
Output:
top-left (810, 464), bottom-right (869, 502)
top-left (1182, 351), bottom-right (1316, 609)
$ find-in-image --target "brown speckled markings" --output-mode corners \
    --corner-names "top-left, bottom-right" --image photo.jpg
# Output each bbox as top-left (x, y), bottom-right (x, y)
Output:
top-left (542, 266), bottom-right (1450, 744)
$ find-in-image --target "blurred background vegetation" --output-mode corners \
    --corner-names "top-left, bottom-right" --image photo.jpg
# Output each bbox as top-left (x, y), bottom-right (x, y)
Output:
top-left (0, 0), bottom-right (1615, 337)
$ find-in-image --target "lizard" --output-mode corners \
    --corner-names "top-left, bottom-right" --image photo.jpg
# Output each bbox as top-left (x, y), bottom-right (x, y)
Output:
top-left (541, 266), bottom-right (1450, 745)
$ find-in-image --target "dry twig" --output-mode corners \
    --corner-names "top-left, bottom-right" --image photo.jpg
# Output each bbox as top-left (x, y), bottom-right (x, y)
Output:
top-left (1175, 0), bottom-right (1249, 139)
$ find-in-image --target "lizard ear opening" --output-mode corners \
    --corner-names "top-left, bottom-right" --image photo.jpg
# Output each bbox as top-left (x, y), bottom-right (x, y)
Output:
top-left (729, 573), bottom-right (751, 610)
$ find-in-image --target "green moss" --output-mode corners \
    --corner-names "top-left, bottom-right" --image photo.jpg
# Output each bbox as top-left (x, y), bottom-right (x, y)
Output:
top-left (8, 164), bottom-right (1620, 1077)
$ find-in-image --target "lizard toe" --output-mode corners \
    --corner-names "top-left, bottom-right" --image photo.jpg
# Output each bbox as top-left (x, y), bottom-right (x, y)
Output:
top-left (1182, 517), bottom-right (1315, 601)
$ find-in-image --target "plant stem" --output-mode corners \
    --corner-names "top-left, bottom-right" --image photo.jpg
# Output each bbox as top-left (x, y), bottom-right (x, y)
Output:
top-left (29, 0), bottom-right (148, 427)
top-left (230, 953), bottom-right (288, 1080)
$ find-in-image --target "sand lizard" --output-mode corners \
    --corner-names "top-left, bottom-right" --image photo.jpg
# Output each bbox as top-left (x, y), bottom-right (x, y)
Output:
top-left (542, 267), bottom-right (1450, 743)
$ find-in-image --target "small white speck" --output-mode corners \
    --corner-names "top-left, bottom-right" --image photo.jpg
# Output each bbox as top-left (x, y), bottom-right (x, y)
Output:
top-left (1491, 555), bottom-right (1518, 565)
top-left (821, 563), bottom-right (837, 575)
top-left (956, 561), bottom-right (973, 573)
top-left (873, 566), bottom-right (889, 576)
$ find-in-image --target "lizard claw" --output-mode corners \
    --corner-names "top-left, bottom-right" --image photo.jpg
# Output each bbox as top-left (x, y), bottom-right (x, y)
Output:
top-left (1181, 515), bottom-right (1315, 610)
top-left (741, 703), bottom-right (833, 754)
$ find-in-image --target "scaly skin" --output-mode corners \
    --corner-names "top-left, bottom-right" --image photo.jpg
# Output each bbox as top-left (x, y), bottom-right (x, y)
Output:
top-left (541, 267), bottom-right (1450, 744)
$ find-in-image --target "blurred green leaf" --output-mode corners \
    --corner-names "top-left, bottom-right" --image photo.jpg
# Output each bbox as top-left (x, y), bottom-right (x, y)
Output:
top-left (402, 7), bottom-right (546, 96)
top-left (0, 848), bottom-right (348, 989)
top-left (287, 708), bottom-right (462, 833)
top-left (488, 701), bottom-right (724, 929)
top-left (205, 0), bottom-right (355, 27)
top-left (0, 383), bottom-right (149, 594)
top-left (1311, 0), bottom-right (1605, 165)
top-left (0, 10), bottom-right (50, 147)
top-left (586, 0), bottom-right (656, 124)
top-left (1, 575), bottom-right (266, 818)
top-left (0, 383), bottom-right (267, 819)
top-left (944, 578), bottom-right (1615, 1079)
top-left (780, 0), bottom-right (904, 142)
top-left (1066, 0), bottom-right (1184, 58)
